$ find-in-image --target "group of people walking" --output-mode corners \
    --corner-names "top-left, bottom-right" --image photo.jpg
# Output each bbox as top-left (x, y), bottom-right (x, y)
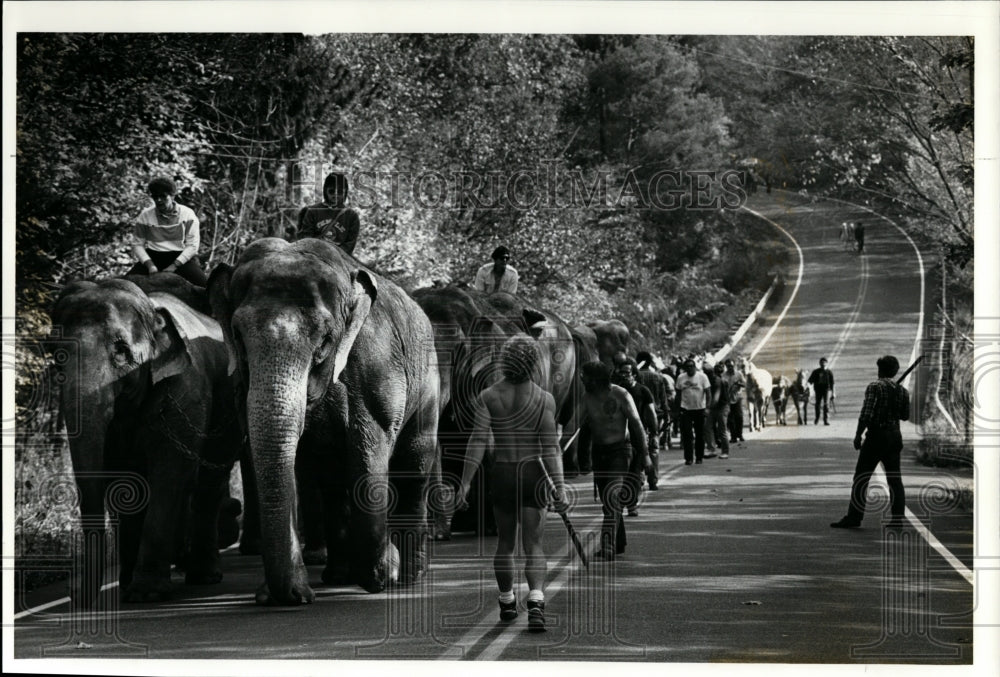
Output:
top-left (125, 172), bottom-right (912, 633)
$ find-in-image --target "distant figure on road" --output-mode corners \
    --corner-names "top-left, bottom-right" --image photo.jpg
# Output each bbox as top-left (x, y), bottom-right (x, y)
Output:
top-left (854, 221), bottom-right (866, 254)
top-left (675, 359), bottom-right (711, 465)
top-left (808, 357), bottom-right (836, 425)
top-left (292, 171), bottom-right (361, 255)
top-left (831, 355), bottom-right (910, 529)
top-left (456, 336), bottom-right (566, 631)
top-left (473, 245), bottom-right (519, 294)
top-left (578, 361), bottom-right (647, 560)
top-left (723, 359), bottom-right (746, 444)
top-left (710, 363), bottom-right (731, 459)
top-left (839, 222), bottom-right (855, 251)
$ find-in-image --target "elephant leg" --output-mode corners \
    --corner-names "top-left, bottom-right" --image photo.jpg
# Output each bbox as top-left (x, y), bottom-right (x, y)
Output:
top-left (185, 463), bottom-right (229, 585)
top-left (347, 433), bottom-right (395, 593)
top-left (388, 409), bottom-right (436, 586)
top-left (124, 445), bottom-right (197, 603)
top-left (319, 483), bottom-right (352, 586)
top-left (296, 451), bottom-right (327, 565)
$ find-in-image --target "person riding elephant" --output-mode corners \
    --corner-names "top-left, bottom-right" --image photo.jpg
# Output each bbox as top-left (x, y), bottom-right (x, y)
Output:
top-left (208, 238), bottom-right (440, 605)
top-left (50, 273), bottom-right (245, 606)
top-left (410, 286), bottom-right (576, 539)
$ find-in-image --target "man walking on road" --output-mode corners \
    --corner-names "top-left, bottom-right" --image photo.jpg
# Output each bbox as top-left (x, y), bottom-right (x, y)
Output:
top-left (808, 357), bottom-right (835, 425)
top-left (675, 359), bottom-right (711, 465)
top-left (854, 221), bottom-right (866, 254)
top-left (578, 361), bottom-right (648, 560)
top-left (456, 336), bottom-right (567, 631)
top-left (615, 358), bottom-right (658, 513)
top-left (723, 358), bottom-right (746, 443)
top-left (831, 355), bottom-right (911, 529)
top-left (710, 363), bottom-right (731, 459)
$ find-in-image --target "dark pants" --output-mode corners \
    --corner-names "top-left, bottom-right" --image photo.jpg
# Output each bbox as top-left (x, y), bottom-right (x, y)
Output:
top-left (128, 250), bottom-right (208, 286)
top-left (679, 409), bottom-right (706, 463)
top-left (710, 405), bottom-right (730, 454)
top-left (625, 437), bottom-right (657, 508)
top-left (814, 388), bottom-right (830, 424)
top-left (855, 233), bottom-right (865, 253)
top-left (846, 428), bottom-right (906, 522)
top-left (593, 444), bottom-right (629, 554)
top-left (728, 402), bottom-right (744, 441)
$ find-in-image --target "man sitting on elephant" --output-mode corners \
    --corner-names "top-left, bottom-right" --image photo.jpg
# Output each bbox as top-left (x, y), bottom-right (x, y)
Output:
top-left (456, 335), bottom-right (567, 632)
top-left (127, 176), bottom-right (209, 286)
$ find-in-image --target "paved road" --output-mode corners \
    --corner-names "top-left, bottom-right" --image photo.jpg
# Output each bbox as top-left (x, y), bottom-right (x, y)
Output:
top-left (13, 192), bottom-right (974, 664)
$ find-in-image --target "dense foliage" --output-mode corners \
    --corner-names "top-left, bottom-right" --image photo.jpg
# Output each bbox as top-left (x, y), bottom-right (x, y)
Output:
top-left (17, 34), bottom-right (972, 351)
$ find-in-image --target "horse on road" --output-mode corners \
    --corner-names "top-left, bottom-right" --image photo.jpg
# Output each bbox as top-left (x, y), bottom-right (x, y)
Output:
top-left (740, 357), bottom-right (772, 432)
top-left (787, 369), bottom-right (810, 425)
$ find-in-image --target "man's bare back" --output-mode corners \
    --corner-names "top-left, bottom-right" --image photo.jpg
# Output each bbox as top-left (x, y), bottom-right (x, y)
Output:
top-left (581, 384), bottom-right (644, 447)
top-left (480, 380), bottom-right (558, 463)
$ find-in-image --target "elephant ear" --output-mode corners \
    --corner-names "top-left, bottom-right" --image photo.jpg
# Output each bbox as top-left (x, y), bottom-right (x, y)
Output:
top-left (148, 291), bottom-right (224, 385)
top-left (207, 264), bottom-right (240, 376)
top-left (332, 270), bottom-right (378, 382)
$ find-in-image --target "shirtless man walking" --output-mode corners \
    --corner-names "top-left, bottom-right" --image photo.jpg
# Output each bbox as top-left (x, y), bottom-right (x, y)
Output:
top-left (456, 335), bottom-right (567, 632)
top-left (578, 361), bottom-right (648, 561)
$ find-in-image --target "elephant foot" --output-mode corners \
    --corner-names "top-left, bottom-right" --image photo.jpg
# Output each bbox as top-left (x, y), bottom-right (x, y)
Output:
top-left (301, 546), bottom-right (328, 566)
top-left (255, 579), bottom-right (316, 606)
top-left (123, 577), bottom-right (173, 603)
top-left (354, 543), bottom-right (400, 594)
top-left (185, 567), bottom-right (223, 585)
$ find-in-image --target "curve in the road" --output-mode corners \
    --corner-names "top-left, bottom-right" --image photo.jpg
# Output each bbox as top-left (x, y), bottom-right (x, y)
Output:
top-left (740, 205), bottom-right (805, 362)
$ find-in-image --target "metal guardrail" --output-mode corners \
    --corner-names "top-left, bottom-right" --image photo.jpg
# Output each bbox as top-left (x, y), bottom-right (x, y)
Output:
top-left (711, 274), bottom-right (781, 364)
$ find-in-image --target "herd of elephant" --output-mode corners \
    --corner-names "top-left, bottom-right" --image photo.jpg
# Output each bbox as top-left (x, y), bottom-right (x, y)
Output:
top-left (49, 238), bottom-right (633, 607)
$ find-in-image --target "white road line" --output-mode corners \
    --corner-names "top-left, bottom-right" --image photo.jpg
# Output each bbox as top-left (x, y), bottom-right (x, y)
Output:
top-left (14, 582), bottom-right (119, 620)
top-left (828, 253), bottom-right (869, 369)
top-left (780, 192), bottom-right (971, 587)
top-left (740, 206), bottom-right (805, 361)
top-left (464, 464), bottom-right (686, 660)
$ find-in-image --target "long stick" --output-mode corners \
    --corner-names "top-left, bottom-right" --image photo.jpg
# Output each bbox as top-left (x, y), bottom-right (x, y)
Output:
top-left (896, 355), bottom-right (925, 385)
top-left (536, 458), bottom-right (588, 568)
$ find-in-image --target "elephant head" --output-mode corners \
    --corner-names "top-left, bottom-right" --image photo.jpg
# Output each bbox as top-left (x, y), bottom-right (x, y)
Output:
top-left (210, 238), bottom-right (439, 605)
top-left (585, 319), bottom-right (631, 366)
top-left (50, 276), bottom-right (223, 606)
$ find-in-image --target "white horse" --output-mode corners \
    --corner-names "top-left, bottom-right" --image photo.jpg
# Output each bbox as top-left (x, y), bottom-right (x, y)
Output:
top-left (739, 357), bottom-right (772, 432)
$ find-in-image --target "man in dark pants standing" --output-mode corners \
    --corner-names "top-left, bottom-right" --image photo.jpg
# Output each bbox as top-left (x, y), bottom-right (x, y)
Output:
top-left (614, 358), bottom-right (658, 514)
top-left (675, 359), bottom-right (711, 465)
top-left (808, 357), bottom-right (835, 425)
top-left (578, 362), bottom-right (647, 560)
top-left (831, 355), bottom-right (910, 529)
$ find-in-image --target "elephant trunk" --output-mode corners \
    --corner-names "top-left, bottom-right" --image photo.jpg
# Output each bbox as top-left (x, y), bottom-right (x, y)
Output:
top-left (61, 368), bottom-right (116, 607)
top-left (245, 348), bottom-right (312, 604)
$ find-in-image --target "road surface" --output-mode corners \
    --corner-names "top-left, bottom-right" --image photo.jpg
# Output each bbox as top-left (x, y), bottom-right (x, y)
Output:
top-left (13, 192), bottom-right (973, 664)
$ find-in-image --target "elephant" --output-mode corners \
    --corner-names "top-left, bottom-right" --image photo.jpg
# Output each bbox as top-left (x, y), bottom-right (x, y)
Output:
top-left (208, 238), bottom-right (439, 605)
top-left (411, 286), bottom-right (576, 537)
top-left (584, 319), bottom-right (631, 365)
top-left (50, 274), bottom-right (244, 606)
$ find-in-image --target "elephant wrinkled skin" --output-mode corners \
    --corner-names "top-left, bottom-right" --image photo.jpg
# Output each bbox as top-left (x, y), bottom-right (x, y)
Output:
top-left (50, 275), bottom-right (242, 606)
top-left (209, 238), bottom-right (439, 605)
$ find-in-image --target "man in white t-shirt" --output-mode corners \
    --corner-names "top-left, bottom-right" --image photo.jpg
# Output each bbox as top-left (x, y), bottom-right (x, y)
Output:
top-left (674, 359), bottom-right (711, 465)
top-left (473, 246), bottom-right (519, 295)
top-left (127, 176), bottom-right (207, 285)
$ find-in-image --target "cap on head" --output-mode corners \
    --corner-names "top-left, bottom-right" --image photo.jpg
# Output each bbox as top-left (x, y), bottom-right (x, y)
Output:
top-left (820, 357), bottom-right (828, 365)
top-left (877, 355), bottom-right (900, 378)
top-left (148, 176), bottom-right (176, 196)
top-left (492, 245), bottom-right (511, 260)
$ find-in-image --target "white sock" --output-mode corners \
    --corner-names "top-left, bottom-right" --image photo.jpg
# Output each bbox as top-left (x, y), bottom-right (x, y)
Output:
top-left (528, 589), bottom-right (544, 603)
top-left (498, 590), bottom-right (515, 604)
